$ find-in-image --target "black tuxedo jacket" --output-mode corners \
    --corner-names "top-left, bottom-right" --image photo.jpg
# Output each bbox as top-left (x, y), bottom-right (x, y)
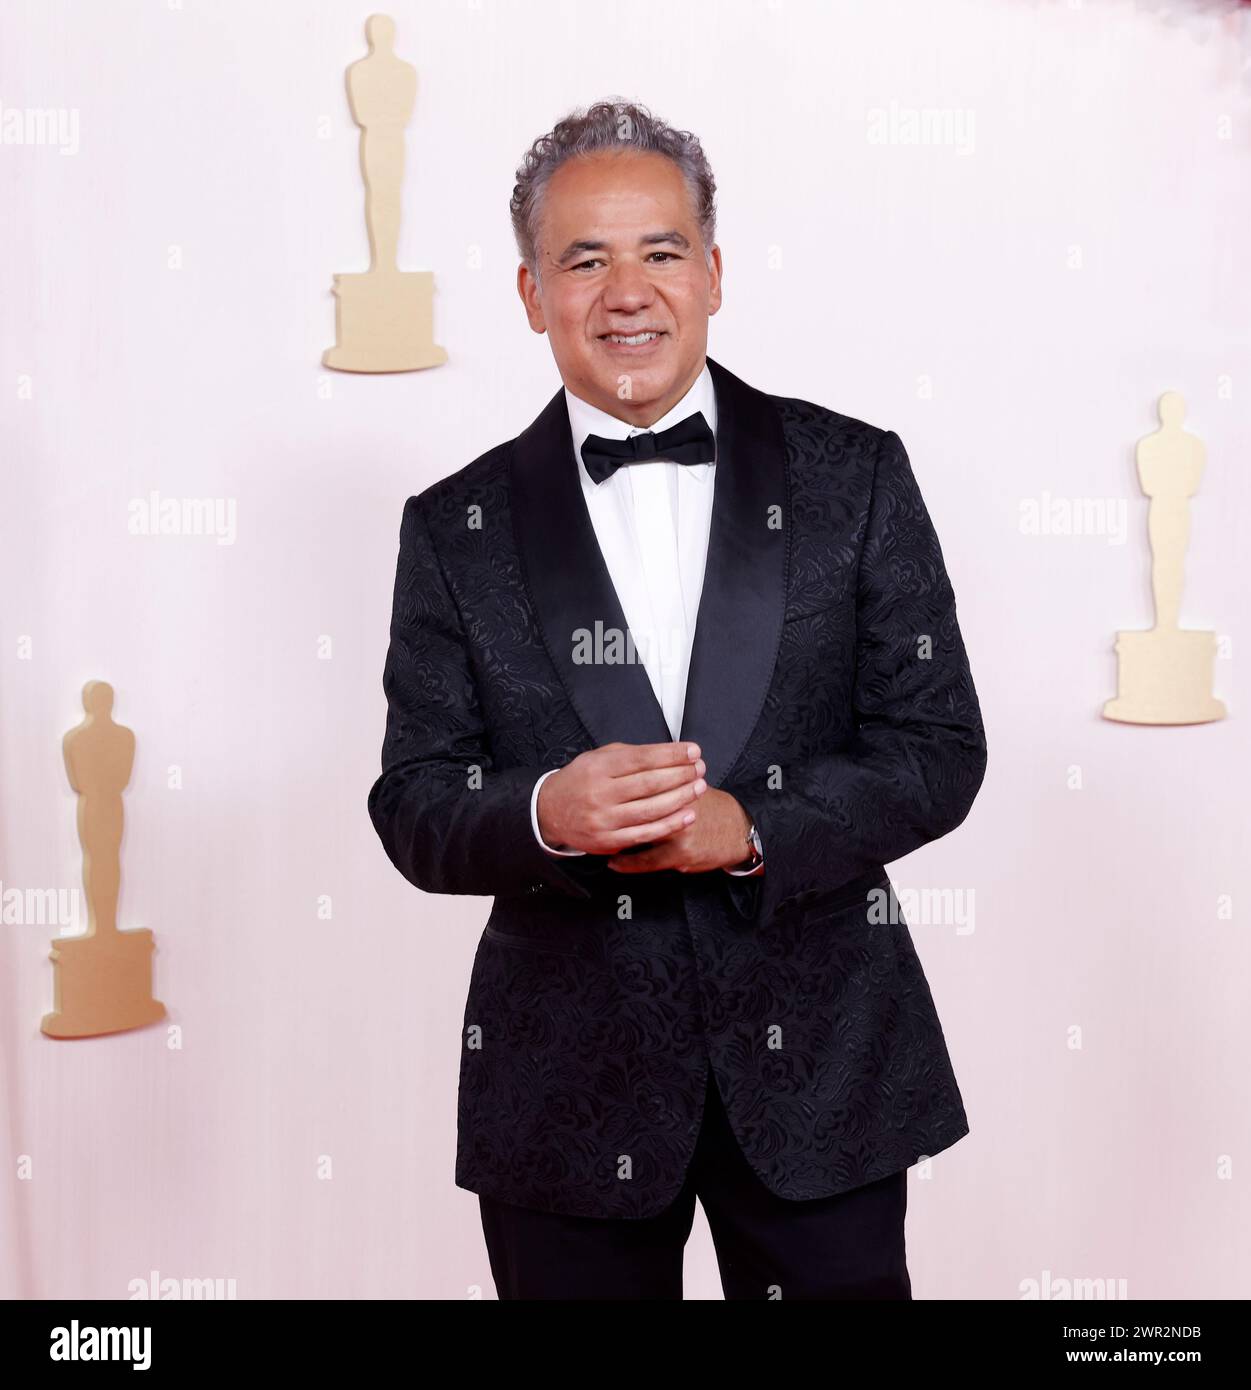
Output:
top-left (368, 355), bottom-right (987, 1219)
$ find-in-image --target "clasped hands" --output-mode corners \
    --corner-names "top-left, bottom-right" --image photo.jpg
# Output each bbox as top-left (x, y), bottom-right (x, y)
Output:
top-left (536, 741), bottom-right (756, 874)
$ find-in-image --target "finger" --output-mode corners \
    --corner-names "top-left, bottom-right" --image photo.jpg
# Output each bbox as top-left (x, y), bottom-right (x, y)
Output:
top-left (607, 839), bottom-right (697, 873)
top-left (610, 758), bottom-right (706, 806)
top-left (601, 805), bottom-right (696, 854)
top-left (606, 851), bottom-right (662, 872)
top-left (604, 775), bottom-right (706, 830)
top-left (605, 842), bottom-right (679, 872)
top-left (600, 741), bottom-right (701, 778)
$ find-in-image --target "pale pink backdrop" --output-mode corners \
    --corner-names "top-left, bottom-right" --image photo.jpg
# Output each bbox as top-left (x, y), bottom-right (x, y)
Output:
top-left (2, 0), bottom-right (1248, 1300)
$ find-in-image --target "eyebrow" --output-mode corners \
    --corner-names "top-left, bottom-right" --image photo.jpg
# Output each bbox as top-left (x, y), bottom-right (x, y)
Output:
top-left (553, 230), bottom-right (693, 267)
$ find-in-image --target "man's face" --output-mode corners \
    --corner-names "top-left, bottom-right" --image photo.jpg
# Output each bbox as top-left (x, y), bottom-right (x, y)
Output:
top-left (517, 149), bottom-right (723, 427)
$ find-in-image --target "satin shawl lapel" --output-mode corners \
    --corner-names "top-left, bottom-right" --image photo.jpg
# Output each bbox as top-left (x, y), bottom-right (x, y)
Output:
top-left (680, 356), bottom-right (788, 786)
top-left (510, 384), bottom-right (673, 752)
top-left (509, 354), bottom-right (788, 788)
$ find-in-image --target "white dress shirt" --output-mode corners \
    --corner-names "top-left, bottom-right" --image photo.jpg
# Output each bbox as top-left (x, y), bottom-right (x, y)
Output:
top-left (527, 361), bottom-right (762, 876)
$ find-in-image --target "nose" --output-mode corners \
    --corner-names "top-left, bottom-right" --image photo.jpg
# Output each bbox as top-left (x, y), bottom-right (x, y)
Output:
top-left (602, 257), bottom-right (654, 315)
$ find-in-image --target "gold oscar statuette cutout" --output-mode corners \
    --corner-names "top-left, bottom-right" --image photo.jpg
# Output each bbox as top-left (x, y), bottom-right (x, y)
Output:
top-left (323, 13), bottom-right (447, 372)
top-left (42, 681), bottom-right (167, 1038)
top-left (1102, 392), bottom-right (1226, 726)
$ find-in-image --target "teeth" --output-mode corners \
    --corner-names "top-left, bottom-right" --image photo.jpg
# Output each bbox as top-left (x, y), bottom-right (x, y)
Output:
top-left (606, 331), bottom-right (660, 345)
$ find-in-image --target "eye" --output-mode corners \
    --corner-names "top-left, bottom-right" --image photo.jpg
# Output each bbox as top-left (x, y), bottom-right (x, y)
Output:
top-left (647, 251), bottom-right (678, 263)
top-left (571, 258), bottom-right (605, 272)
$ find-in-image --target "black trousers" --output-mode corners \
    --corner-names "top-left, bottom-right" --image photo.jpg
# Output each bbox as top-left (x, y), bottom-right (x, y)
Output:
top-left (478, 1064), bottom-right (912, 1300)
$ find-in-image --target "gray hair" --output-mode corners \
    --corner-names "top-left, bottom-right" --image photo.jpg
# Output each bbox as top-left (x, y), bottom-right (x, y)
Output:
top-left (509, 98), bottom-right (717, 285)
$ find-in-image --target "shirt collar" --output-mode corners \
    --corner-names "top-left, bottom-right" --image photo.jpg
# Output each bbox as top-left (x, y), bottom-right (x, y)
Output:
top-left (564, 361), bottom-right (717, 483)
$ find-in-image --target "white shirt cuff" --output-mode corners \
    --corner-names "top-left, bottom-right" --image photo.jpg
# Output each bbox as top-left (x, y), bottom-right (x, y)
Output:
top-left (531, 769), bottom-right (587, 856)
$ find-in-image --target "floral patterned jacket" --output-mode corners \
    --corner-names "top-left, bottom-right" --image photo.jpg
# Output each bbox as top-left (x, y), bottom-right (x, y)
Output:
top-left (368, 355), bottom-right (988, 1219)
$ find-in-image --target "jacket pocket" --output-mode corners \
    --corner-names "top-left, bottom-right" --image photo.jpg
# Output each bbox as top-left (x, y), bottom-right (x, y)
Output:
top-left (483, 924), bottom-right (584, 957)
top-left (797, 870), bottom-right (892, 924)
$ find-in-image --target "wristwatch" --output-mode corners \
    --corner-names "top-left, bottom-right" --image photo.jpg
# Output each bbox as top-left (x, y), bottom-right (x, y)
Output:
top-left (732, 820), bottom-right (764, 873)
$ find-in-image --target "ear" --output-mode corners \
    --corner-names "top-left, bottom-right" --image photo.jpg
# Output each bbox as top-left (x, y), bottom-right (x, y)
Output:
top-left (517, 262), bottom-right (547, 334)
top-left (706, 244), bottom-right (724, 317)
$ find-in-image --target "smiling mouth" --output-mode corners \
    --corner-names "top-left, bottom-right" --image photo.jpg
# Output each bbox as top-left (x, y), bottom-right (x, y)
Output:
top-left (599, 330), bottom-right (666, 346)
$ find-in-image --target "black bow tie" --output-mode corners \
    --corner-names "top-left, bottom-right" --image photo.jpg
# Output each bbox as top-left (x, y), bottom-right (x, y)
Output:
top-left (580, 410), bottom-right (716, 485)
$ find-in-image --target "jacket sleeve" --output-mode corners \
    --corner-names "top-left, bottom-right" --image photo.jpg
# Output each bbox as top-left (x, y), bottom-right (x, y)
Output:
top-left (721, 428), bottom-right (987, 926)
top-left (367, 492), bottom-right (594, 901)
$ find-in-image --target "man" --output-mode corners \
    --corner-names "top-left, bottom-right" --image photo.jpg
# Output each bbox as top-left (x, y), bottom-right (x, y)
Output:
top-left (367, 100), bottom-right (987, 1300)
